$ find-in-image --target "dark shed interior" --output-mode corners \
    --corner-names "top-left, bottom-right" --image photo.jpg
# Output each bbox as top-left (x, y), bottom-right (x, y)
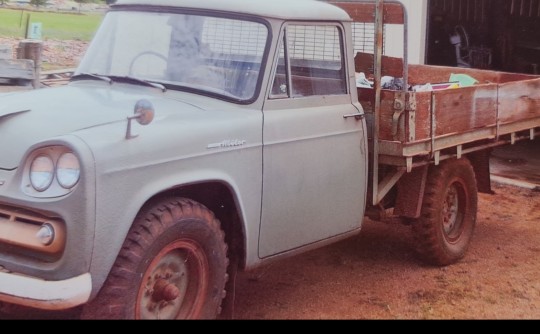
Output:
top-left (426, 0), bottom-right (540, 74)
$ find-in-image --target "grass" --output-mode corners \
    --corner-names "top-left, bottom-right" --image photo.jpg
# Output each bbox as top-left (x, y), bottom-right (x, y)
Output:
top-left (0, 8), bottom-right (103, 41)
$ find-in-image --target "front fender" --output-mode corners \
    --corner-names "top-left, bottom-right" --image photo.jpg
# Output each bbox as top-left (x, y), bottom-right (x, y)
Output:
top-left (87, 163), bottom-right (262, 299)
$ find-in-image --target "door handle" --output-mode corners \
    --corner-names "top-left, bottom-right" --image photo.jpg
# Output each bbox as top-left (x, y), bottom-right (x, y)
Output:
top-left (343, 113), bottom-right (365, 120)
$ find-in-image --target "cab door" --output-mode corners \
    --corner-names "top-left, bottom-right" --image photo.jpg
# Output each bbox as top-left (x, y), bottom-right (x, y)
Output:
top-left (259, 22), bottom-right (368, 258)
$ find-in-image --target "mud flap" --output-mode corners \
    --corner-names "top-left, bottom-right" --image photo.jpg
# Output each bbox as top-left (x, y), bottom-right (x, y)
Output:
top-left (467, 149), bottom-right (494, 194)
top-left (394, 165), bottom-right (429, 219)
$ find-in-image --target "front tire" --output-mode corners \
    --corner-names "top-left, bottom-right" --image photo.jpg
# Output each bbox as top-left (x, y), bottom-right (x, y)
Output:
top-left (82, 198), bottom-right (229, 319)
top-left (413, 158), bottom-right (478, 266)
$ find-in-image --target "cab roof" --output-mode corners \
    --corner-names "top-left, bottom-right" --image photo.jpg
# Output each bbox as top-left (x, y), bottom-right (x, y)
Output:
top-left (112, 0), bottom-right (352, 21)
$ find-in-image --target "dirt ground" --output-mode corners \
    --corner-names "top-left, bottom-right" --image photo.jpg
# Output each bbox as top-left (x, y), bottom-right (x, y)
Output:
top-left (0, 38), bottom-right (539, 320)
top-left (231, 182), bottom-right (540, 320)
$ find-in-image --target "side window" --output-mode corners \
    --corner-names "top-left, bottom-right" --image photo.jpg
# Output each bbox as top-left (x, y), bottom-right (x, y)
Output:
top-left (270, 24), bottom-right (347, 99)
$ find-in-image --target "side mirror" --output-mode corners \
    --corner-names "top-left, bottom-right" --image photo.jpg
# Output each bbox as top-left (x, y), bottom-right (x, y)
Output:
top-left (126, 99), bottom-right (155, 139)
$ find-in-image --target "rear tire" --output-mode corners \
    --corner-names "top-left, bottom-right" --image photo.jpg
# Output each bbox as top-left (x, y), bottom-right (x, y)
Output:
top-left (82, 198), bottom-right (229, 319)
top-left (412, 158), bottom-right (478, 266)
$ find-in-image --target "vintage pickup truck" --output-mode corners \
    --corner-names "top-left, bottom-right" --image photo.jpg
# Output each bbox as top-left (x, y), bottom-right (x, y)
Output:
top-left (0, 0), bottom-right (539, 319)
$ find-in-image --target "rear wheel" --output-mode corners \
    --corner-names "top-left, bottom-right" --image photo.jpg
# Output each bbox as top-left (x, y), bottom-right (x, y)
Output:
top-left (82, 198), bottom-right (229, 319)
top-left (412, 158), bottom-right (478, 266)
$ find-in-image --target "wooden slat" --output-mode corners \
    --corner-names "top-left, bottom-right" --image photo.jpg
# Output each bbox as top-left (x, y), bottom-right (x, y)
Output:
top-left (408, 64), bottom-right (501, 85)
top-left (378, 90), bottom-right (399, 140)
top-left (331, 2), bottom-right (405, 24)
top-left (498, 77), bottom-right (540, 124)
top-left (0, 59), bottom-right (35, 80)
top-left (432, 84), bottom-right (498, 137)
top-left (355, 52), bottom-right (404, 78)
top-left (411, 91), bottom-right (433, 141)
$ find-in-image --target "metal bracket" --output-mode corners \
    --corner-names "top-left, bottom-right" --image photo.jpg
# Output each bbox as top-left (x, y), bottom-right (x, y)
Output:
top-left (392, 92), bottom-right (416, 142)
top-left (376, 167), bottom-right (407, 204)
top-left (407, 93), bottom-right (417, 142)
top-left (392, 92), bottom-right (406, 139)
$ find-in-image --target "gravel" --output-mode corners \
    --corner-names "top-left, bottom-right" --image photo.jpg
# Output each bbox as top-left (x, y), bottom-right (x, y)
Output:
top-left (0, 37), bottom-right (89, 70)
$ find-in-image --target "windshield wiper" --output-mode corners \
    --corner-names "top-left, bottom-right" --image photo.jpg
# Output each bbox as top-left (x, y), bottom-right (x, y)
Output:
top-left (109, 76), bottom-right (167, 92)
top-left (71, 72), bottom-right (112, 84)
top-left (71, 73), bottom-right (167, 92)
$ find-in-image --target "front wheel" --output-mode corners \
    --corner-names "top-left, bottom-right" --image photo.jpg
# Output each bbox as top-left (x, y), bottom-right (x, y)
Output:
top-left (82, 198), bottom-right (229, 319)
top-left (412, 158), bottom-right (478, 266)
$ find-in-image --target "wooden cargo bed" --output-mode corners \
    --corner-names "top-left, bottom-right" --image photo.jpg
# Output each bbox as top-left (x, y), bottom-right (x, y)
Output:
top-left (332, 1), bottom-right (540, 170)
top-left (356, 53), bottom-right (540, 169)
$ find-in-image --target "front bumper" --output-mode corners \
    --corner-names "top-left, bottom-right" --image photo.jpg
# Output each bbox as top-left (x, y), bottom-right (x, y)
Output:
top-left (0, 271), bottom-right (92, 310)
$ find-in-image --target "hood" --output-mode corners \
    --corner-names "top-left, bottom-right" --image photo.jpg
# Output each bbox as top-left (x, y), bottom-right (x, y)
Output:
top-left (0, 83), bottom-right (207, 170)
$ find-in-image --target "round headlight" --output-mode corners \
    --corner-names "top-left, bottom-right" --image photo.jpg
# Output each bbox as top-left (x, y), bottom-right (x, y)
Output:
top-left (56, 152), bottom-right (81, 189)
top-left (30, 155), bottom-right (55, 192)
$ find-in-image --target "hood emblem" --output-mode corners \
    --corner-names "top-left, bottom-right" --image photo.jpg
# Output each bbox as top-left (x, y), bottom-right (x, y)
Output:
top-left (207, 140), bottom-right (247, 149)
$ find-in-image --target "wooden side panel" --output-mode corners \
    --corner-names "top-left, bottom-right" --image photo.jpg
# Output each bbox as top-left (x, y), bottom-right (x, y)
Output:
top-left (358, 87), bottom-right (375, 112)
top-left (378, 90), bottom-right (400, 141)
top-left (331, 2), bottom-right (405, 24)
top-left (355, 52), bottom-right (403, 78)
top-left (408, 65), bottom-right (539, 86)
top-left (431, 85), bottom-right (498, 137)
top-left (498, 78), bottom-right (540, 124)
top-left (356, 59), bottom-right (539, 145)
top-left (408, 64), bottom-right (500, 86)
top-left (376, 90), bottom-right (433, 142)
top-left (498, 72), bottom-right (539, 84)
top-left (354, 52), bottom-right (374, 75)
top-left (374, 84), bottom-right (499, 143)
top-left (413, 91), bottom-right (433, 141)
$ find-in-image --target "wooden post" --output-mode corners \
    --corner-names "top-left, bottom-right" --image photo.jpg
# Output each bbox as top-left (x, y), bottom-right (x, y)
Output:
top-left (16, 39), bottom-right (43, 88)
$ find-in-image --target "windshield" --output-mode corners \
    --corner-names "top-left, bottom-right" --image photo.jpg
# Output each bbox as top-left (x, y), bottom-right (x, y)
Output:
top-left (76, 10), bottom-right (269, 102)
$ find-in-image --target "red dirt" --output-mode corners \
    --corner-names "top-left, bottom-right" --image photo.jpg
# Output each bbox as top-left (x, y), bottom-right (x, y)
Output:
top-left (230, 182), bottom-right (540, 319)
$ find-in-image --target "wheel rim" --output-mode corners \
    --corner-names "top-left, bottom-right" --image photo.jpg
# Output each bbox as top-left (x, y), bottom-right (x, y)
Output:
top-left (136, 240), bottom-right (208, 319)
top-left (442, 181), bottom-right (466, 242)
